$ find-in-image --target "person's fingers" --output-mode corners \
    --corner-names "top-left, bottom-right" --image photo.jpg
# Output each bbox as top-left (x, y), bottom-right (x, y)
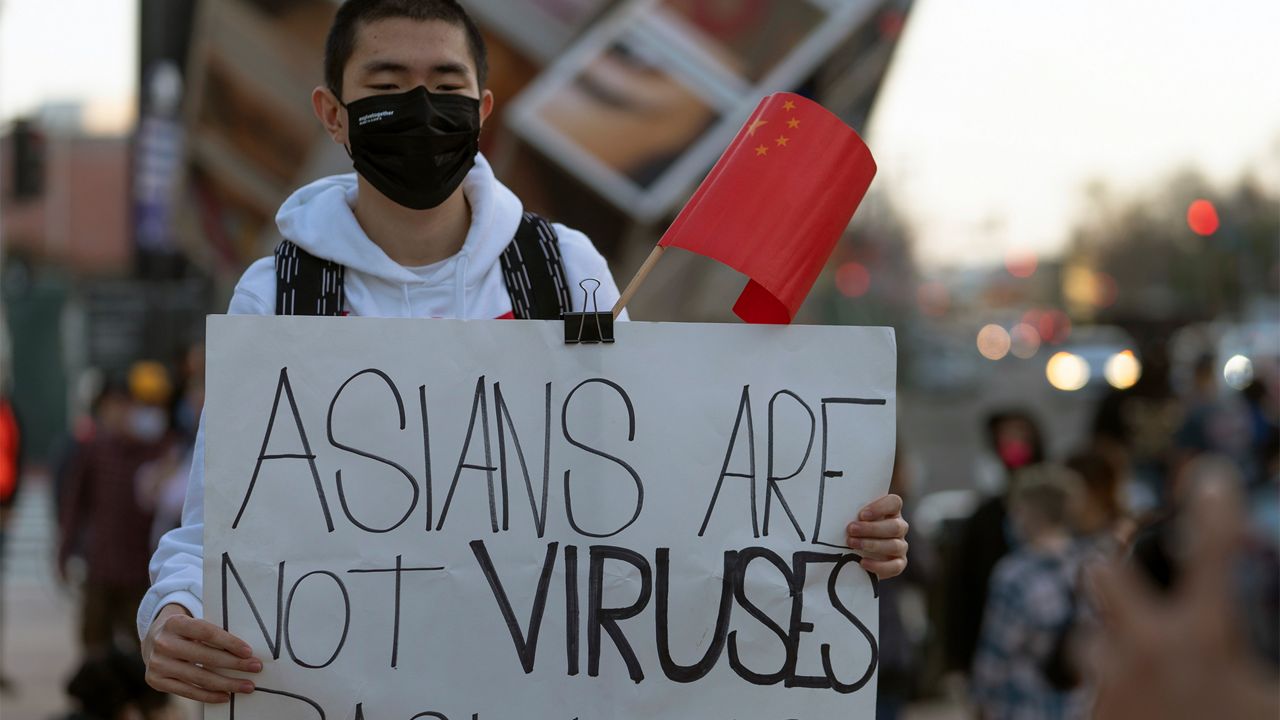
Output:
top-left (859, 556), bottom-right (906, 580)
top-left (846, 517), bottom-right (910, 540)
top-left (170, 636), bottom-right (263, 673)
top-left (1086, 560), bottom-right (1156, 633)
top-left (1077, 626), bottom-right (1111, 685)
top-left (173, 616), bottom-right (255, 658)
top-left (857, 494), bottom-right (903, 521)
top-left (151, 655), bottom-right (255, 696)
top-left (1182, 470), bottom-right (1243, 614)
top-left (847, 537), bottom-right (908, 561)
top-left (145, 672), bottom-right (233, 704)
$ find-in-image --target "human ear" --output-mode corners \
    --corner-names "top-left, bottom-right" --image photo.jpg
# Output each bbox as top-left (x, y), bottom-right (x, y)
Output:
top-left (312, 86), bottom-right (348, 146)
top-left (478, 89), bottom-right (495, 128)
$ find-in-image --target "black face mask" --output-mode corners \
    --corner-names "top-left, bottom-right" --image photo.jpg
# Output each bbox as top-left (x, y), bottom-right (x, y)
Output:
top-left (342, 86), bottom-right (481, 210)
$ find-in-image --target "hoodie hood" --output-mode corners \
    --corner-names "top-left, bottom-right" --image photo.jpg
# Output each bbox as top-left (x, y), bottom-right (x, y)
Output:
top-left (274, 153), bottom-right (522, 289)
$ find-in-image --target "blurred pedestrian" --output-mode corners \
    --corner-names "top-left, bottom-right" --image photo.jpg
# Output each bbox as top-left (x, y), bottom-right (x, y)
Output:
top-left (971, 465), bottom-right (1088, 720)
top-left (1241, 378), bottom-right (1279, 486)
top-left (136, 344), bottom-right (204, 549)
top-left (1253, 432), bottom-right (1279, 541)
top-left (1172, 354), bottom-right (1251, 487)
top-left (61, 646), bottom-right (172, 720)
top-left (877, 441), bottom-right (932, 720)
top-left (53, 372), bottom-right (111, 570)
top-left (0, 392), bottom-right (18, 513)
top-left (0, 390), bottom-right (22, 694)
top-left (1065, 449), bottom-right (1131, 553)
top-left (58, 364), bottom-right (171, 656)
top-left (943, 409), bottom-right (1046, 675)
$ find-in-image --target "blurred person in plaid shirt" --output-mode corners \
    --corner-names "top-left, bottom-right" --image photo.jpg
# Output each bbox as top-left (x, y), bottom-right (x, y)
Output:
top-left (971, 465), bottom-right (1089, 720)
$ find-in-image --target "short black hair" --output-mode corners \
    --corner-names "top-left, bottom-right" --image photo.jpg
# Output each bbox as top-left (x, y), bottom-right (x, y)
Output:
top-left (324, 0), bottom-right (489, 99)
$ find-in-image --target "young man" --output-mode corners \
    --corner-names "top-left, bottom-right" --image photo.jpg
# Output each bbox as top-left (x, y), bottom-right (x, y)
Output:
top-left (139, 0), bottom-right (910, 702)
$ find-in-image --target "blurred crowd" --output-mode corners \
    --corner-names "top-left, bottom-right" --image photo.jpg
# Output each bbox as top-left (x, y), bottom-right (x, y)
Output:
top-left (1, 344), bottom-right (204, 719)
top-left (880, 358), bottom-right (1279, 719)
top-left (0, 344), bottom-right (1277, 719)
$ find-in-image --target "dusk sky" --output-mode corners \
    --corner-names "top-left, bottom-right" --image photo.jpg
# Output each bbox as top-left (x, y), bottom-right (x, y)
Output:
top-left (3, 0), bottom-right (1277, 268)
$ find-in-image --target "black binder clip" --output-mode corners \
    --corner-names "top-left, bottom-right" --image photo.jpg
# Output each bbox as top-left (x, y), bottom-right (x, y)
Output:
top-left (563, 279), bottom-right (615, 344)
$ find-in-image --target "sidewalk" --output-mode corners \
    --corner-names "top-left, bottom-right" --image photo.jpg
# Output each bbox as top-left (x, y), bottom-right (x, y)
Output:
top-left (1, 472), bottom-right (79, 720)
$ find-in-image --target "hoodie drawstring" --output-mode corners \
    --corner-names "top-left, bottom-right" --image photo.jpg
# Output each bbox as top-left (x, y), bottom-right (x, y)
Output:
top-left (454, 250), bottom-right (470, 320)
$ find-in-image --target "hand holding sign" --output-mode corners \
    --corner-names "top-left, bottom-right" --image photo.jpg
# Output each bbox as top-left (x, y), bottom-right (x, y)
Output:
top-left (142, 603), bottom-right (260, 702)
top-left (847, 494), bottom-right (910, 579)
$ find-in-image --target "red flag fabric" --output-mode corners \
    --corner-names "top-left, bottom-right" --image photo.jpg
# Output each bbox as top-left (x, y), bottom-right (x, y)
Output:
top-left (659, 93), bottom-right (876, 324)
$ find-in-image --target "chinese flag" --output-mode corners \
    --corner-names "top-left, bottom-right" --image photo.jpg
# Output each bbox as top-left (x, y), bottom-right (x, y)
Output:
top-left (659, 93), bottom-right (876, 324)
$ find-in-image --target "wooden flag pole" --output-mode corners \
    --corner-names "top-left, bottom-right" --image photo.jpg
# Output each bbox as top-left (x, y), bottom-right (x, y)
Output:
top-left (612, 245), bottom-right (666, 318)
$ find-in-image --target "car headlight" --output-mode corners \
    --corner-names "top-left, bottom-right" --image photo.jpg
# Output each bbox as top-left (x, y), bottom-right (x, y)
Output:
top-left (1105, 350), bottom-right (1142, 390)
top-left (1047, 352), bottom-right (1090, 391)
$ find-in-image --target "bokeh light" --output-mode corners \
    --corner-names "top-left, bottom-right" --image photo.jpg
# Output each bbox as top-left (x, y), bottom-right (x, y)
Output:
top-left (1187, 199), bottom-right (1220, 236)
top-left (1223, 354), bottom-right (1254, 390)
top-left (1010, 323), bottom-right (1041, 359)
top-left (1104, 350), bottom-right (1142, 390)
top-left (1046, 352), bottom-right (1090, 391)
top-left (1005, 249), bottom-right (1038, 279)
top-left (836, 262), bottom-right (872, 298)
top-left (917, 281), bottom-right (950, 317)
top-left (1064, 266), bottom-right (1095, 307)
top-left (1064, 266), bottom-right (1119, 309)
top-left (1024, 308), bottom-right (1072, 345)
top-left (977, 324), bottom-right (1011, 360)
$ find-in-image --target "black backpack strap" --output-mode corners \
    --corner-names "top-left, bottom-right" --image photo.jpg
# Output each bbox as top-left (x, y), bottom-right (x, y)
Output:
top-left (274, 240), bottom-right (346, 316)
top-left (500, 212), bottom-right (572, 320)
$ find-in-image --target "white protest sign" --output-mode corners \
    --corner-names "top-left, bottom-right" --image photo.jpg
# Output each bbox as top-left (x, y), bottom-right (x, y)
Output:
top-left (204, 317), bottom-right (895, 719)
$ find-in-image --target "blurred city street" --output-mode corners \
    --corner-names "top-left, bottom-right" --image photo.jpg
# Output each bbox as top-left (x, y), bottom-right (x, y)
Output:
top-left (1, 0), bottom-right (1277, 718)
top-left (2, 473), bottom-right (202, 720)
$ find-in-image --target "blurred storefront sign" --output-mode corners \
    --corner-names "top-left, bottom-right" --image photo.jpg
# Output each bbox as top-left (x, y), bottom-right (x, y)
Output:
top-left (507, 0), bottom-right (897, 222)
top-left (135, 0), bottom-right (197, 277)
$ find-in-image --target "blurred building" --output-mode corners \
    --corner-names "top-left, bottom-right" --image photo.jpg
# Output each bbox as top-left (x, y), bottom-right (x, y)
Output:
top-left (159, 0), bottom-right (914, 320)
top-left (1, 112), bottom-right (131, 274)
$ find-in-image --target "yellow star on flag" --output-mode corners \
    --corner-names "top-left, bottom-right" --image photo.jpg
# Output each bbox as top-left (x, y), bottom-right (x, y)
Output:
top-left (747, 117), bottom-right (769, 136)
top-left (775, 136), bottom-right (789, 147)
top-left (787, 118), bottom-right (800, 129)
top-left (755, 144), bottom-right (769, 156)
top-left (783, 100), bottom-right (797, 111)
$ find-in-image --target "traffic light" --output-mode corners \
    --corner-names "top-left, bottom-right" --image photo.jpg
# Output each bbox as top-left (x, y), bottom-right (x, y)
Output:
top-left (10, 119), bottom-right (45, 200)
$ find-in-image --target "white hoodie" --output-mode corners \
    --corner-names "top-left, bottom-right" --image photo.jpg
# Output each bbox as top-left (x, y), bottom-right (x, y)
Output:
top-left (138, 154), bottom-right (625, 639)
